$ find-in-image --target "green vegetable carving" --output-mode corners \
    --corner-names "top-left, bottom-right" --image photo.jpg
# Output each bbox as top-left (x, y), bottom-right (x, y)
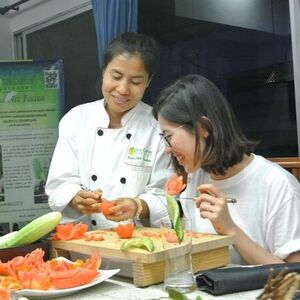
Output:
top-left (121, 237), bottom-right (154, 252)
top-left (166, 289), bottom-right (202, 300)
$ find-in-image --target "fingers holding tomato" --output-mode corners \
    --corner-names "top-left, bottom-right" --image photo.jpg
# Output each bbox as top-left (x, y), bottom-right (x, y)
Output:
top-left (100, 198), bottom-right (137, 221)
top-left (100, 201), bottom-right (116, 216)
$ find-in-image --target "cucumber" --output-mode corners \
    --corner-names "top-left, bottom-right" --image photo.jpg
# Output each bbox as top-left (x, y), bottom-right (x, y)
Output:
top-left (0, 231), bottom-right (18, 245)
top-left (0, 211), bottom-right (62, 249)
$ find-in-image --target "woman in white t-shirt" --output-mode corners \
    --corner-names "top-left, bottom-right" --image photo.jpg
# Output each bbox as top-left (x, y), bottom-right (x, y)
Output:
top-left (153, 74), bottom-right (300, 265)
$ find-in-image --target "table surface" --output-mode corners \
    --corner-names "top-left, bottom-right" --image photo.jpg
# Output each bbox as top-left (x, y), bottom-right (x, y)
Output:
top-left (24, 274), bottom-right (261, 300)
top-left (18, 254), bottom-right (261, 300)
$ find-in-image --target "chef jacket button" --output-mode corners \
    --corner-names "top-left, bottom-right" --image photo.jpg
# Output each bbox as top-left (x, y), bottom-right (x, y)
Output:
top-left (126, 133), bottom-right (132, 139)
top-left (91, 219), bottom-right (97, 226)
top-left (120, 177), bottom-right (126, 184)
top-left (91, 175), bottom-right (97, 181)
top-left (97, 129), bottom-right (104, 136)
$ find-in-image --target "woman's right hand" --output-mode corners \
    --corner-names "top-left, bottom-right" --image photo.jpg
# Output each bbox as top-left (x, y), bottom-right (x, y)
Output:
top-left (70, 188), bottom-right (102, 214)
top-left (195, 184), bottom-right (236, 235)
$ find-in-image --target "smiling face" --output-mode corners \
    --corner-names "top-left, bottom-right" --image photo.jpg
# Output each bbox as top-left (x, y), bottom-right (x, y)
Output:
top-left (102, 53), bottom-right (150, 121)
top-left (158, 115), bottom-right (207, 173)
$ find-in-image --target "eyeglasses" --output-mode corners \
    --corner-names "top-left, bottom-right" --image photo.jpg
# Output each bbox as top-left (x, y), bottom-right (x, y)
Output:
top-left (159, 124), bottom-right (185, 147)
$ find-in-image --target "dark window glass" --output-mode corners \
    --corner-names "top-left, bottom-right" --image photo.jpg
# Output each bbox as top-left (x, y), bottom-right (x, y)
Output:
top-left (139, 0), bottom-right (297, 157)
top-left (26, 11), bottom-right (100, 114)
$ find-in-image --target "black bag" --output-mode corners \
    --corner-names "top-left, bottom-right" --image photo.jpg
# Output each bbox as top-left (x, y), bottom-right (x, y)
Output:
top-left (196, 263), bottom-right (300, 296)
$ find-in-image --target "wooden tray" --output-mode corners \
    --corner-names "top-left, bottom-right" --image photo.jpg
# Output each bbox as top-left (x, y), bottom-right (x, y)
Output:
top-left (52, 227), bottom-right (234, 287)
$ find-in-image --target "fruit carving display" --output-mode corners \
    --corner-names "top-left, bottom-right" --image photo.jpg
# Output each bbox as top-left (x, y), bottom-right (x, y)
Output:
top-left (0, 248), bottom-right (101, 296)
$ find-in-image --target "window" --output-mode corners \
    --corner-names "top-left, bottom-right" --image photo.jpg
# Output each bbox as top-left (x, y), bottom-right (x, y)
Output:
top-left (138, 0), bottom-right (297, 157)
top-left (14, 1), bottom-right (298, 157)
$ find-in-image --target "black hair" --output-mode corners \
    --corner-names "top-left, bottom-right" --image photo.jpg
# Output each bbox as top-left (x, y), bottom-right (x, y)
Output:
top-left (153, 74), bottom-right (258, 175)
top-left (103, 32), bottom-right (160, 79)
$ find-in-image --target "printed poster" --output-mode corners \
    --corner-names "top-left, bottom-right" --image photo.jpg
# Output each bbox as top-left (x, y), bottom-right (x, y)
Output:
top-left (0, 60), bottom-right (64, 235)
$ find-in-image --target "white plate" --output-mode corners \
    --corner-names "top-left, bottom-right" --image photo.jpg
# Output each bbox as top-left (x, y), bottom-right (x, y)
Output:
top-left (14, 257), bottom-right (120, 299)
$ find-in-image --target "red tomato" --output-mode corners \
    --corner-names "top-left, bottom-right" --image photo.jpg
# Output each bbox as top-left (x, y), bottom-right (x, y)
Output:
top-left (18, 269), bottom-right (51, 290)
top-left (164, 175), bottom-right (186, 196)
top-left (85, 234), bottom-right (104, 241)
top-left (73, 223), bottom-right (89, 239)
top-left (100, 201), bottom-right (115, 215)
top-left (0, 261), bottom-right (9, 276)
top-left (47, 259), bottom-right (73, 271)
top-left (165, 232), bottom-right (178, 243)
top-left (83, 253), bottom-right (101, 270)
top-left (0, 288), bottom-right (10, 300)
top-left (50, 268), bottom-right (98, 289)
top-left (52, 223), bottom-right (88, 240)
top-left (116, 223), bottom-right (134, 239)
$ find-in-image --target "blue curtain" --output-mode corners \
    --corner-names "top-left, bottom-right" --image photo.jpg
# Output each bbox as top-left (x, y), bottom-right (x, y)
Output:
top-left (92, 0), bottom-right (138, 69)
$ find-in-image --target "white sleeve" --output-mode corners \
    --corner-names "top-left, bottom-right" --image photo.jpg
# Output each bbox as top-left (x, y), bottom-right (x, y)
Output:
top-left (266, 184), bottom-right (300, 259)
top-left (45, 112), bottom-right (83, 222)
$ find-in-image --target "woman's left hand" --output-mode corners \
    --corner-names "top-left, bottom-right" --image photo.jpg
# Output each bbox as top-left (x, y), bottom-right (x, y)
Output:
top-left (100, 198), bottom-right (137, 222)
top-left (194, 184), bottom-right (236, 235)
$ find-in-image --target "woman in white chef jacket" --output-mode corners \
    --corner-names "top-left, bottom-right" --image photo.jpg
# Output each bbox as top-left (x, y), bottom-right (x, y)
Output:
top-left (45, 32), bottom-right (172, 229)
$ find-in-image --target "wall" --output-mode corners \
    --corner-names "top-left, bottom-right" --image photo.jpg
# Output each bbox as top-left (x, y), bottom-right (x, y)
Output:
top-left (0, 0), bottom-right (13, 60)
top-left (8, 0), bottom-right (91, 33)
top-left (0, 0), bottom-right (91, 59)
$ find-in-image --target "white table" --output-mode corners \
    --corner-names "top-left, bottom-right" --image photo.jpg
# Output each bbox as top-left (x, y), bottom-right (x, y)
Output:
top-left (48, 274), bottom-right (262, 300)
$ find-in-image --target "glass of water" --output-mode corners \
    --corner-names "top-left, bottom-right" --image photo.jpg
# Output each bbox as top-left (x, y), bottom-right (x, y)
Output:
top-left (160, 217), bottom-right (196, 294)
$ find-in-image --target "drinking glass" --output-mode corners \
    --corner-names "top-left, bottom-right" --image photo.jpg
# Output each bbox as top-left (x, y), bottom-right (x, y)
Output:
top-left (160, 217), bottom-right (196, 293)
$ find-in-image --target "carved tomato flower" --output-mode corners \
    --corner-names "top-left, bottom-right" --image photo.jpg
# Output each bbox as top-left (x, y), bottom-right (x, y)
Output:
top-left (164, 175), bottom-right (186, 196)
top-left (0, 288), bottom-right (10, 300)
top-left (52, 223), bottom-right (88, 240)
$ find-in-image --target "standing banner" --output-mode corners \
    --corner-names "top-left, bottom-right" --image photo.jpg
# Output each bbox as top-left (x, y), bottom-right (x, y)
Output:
top-left (0, 60), bottom-right (64, 235)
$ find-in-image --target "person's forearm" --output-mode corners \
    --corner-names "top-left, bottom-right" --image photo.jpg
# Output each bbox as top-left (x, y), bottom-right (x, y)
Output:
top-left (140, 199), bottom-right (150, 219)
top-left (285, 251), bottom-right (300, 262)
top-left (232, 225), bottom-right (284, 265)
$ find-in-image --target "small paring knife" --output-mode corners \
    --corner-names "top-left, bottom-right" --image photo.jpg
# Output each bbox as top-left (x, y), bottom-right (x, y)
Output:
top-left (177, 197), bottom-right (237, 204)
top-left (80, 184), bottom-right (93, 192)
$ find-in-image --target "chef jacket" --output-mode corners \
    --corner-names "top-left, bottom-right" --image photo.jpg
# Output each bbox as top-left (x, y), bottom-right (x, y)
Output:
top-left (46, 99), bottom-right (173, 229)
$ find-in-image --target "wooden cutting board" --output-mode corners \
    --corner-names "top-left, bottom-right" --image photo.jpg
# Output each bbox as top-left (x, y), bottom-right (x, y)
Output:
top-left (52, 227), bottom-right (234, 287)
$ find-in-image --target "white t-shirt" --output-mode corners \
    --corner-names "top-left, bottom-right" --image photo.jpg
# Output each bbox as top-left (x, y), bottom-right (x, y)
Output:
top-left (180, 154), bottom-right (300, 264)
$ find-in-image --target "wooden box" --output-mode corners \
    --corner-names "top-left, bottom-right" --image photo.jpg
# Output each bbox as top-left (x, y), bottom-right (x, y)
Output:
top-left (52, 227), bottom-right (234, 287)
top-left (0, 239), bottom-right (51, 262)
